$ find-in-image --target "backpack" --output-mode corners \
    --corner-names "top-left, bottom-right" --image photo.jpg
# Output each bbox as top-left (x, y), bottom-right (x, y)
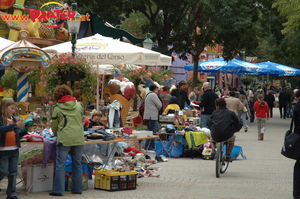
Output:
top-left (139, 93), bottom-right (150, 119)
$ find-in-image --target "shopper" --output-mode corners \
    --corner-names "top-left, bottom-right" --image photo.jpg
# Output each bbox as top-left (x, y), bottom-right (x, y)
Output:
top-left (0, 99), bottom-right (25, 199)
top-left (292, 90), bottom-right (300, 199)
top-left (199, 82), bottom-right (219, 128)
top-left (238, 94), bottom-right (250, 132)
top-left (170, 80), bottom-right (190, 110)
top-left (264, 90), bottom-right (275, 118)
top-left (254, 94), bottom-right (269, 141)
top-left (278, 86), bottom-right (290, 119)
top-left (143, 84), bottom-right (162, 150)
top-left (50, 85), bottom-right (85, 196)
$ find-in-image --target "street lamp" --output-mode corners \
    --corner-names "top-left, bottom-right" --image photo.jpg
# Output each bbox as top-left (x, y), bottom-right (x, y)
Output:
top-left (67, 1), bottom-right (81, 57)
top-left (143, 33), bottom-right (153, 50)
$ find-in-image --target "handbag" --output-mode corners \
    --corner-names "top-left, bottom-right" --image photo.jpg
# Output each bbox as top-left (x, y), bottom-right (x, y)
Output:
top-left (239, 101), bottom-right (247, 113)
top-left (281, 118), bottom-right (300, 160)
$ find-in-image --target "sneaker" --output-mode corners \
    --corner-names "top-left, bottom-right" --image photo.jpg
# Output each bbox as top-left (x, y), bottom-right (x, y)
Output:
top-left (160, 155), bottom-right (168, 162)
top-left (225, 156), bottom-right (234, 162)
top-left (155, 156), bottom-right (163, 162)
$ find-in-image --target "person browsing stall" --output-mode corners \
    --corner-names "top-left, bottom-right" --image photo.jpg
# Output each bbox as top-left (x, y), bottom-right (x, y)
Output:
top-left (207, 98), bottom-right (242, 162)
top-left (0, 99), bottom-right (25, 199)
top-left (50, 85), bottom-right (85, 196)
top-left (170, 80), bottom-right (190, 110)
top-left (199, 82), bottom-right (219, 128)
top-left (163, 96), bottom-right (180, 115)
top-left (143, 84), bottom-right (162, 150)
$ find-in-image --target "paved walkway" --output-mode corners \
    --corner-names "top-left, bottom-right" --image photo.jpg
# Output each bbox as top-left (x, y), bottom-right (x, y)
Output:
top-left (0, 109), bottom-right (295, 199)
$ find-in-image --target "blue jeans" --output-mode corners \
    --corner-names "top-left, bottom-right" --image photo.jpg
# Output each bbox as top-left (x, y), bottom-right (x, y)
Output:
top-left (201, 114), bottom-right (211, 128)
top-left (0, 149), bottom-right (19, 198)
top-left (53, 144), bottom-right (83, 194)
top-left (145, 120), bottom-right (158, 150)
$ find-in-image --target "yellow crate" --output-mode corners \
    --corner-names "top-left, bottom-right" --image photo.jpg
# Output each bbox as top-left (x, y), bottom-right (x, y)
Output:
top-left (94, 170), bottom-right (137, 191)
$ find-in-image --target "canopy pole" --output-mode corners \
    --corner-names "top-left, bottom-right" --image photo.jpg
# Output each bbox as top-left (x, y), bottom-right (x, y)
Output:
top-left (96, 64), bottom-right (99, 111)
top-left (101, 74), bottom-right (105, 103)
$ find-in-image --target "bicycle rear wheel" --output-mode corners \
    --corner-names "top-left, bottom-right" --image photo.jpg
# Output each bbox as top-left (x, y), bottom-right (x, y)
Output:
top-left (215, 143), bottom-right (222, 178)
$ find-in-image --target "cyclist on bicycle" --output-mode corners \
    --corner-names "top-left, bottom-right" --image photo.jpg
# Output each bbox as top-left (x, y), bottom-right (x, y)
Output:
top-left (207, 98), bottom-right (242, 162)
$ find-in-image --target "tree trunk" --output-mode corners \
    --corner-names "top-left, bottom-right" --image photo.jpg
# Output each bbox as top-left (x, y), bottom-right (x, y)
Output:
top-left (192, 52), bottom-right (201, 88)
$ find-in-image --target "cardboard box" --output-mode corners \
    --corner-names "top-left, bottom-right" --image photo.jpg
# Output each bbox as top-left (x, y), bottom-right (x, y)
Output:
top-left (26, 163), bottom-right (54, 193)
top-left (132, 131), bottom-right (153, 138)
top-left (184, 110), bottom-right (196, 117)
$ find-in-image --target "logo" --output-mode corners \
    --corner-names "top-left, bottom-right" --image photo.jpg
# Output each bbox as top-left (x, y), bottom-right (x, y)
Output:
top-left (1, 2), bottom-right (90, 29)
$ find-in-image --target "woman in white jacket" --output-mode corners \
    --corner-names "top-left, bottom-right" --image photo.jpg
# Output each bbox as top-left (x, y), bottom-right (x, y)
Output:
top-left (143, 84), bottom-right (162, 150)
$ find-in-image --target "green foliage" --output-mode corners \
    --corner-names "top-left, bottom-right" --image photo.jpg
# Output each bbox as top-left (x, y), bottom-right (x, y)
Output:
top-left (187, 77), bottom-right (203, 88)
top-left (38, 53), bottom-right (98, 100)
top-left (273, 0), bottom-right (300, 35)
top-left (123, 66), bottom-right (173, 86)
top-left (241, 76), bottom-right (254, 85)
top-left (0, 68), bottom-right (17, 90)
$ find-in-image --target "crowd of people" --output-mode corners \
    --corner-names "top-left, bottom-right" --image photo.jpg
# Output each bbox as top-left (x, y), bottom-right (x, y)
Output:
top-left (1, 80), bottom-right (299, 199)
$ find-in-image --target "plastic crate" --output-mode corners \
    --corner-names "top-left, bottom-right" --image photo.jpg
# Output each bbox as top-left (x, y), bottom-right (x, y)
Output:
top-left (94, 170), bottom-right (137, 191)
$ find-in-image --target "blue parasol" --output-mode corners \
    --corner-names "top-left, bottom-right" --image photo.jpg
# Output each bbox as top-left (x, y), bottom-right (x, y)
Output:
top-left (255, 61), bottom-right (300, 76)
top-left (184, 58), bottom-right (262, 74)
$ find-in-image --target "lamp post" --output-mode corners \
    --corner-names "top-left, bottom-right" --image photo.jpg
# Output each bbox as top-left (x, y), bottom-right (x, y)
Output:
top-left (67, 2), bottom-right (81, 57)
top-left (143, 33), bottom-right (153, 50)
top-left (67, 2), bottom-right (81, 90)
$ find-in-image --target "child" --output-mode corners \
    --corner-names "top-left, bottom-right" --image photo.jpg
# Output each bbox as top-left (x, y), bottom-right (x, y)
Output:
top-left (207, 98), bottom-right (242, 162)
top-left (98, 100), bottom-right (108, 116)
top-left (254, 94), bottom-right (269, 141)
top-left (0, 99), bottom-right (25, 199)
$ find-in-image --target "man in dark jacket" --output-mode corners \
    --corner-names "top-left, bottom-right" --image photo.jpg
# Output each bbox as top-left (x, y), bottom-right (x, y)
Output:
top-left (199, 82), bottom-right (218, 128)
top-left (170, 80), bottom-right (190, 109)
top-left (207, 98), bottom-right (242, 162)
top-left (279, 86), bottom-right (291, 119)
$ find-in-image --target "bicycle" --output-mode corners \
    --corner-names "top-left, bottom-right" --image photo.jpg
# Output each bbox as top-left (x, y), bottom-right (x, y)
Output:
top-left (215, 141), bottom-right (229, 178)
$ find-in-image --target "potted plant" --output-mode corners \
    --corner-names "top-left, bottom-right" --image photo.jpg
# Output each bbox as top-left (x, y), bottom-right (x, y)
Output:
top-left (37, 53), bottom-right (98, 101)
top-left (241, 76), bottom-right (254, 90)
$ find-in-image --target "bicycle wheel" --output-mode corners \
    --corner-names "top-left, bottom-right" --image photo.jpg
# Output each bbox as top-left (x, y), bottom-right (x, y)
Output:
top-left (220, 143), bottom-right (229, 174)
top-left (215, 143), bottom-right (222, 178)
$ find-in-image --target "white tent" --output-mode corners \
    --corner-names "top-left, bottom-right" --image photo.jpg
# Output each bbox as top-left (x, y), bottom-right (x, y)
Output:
top-left (0, 37), bottom-right (15, 51)
top-left (43, 34), bottom-right (171, 66)
top-left (43, 34), bottom-right (171, 109)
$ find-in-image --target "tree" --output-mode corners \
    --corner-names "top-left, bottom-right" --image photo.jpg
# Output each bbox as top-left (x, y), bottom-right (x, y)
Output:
top-left (273, 0), bottom-right (300, 35)
top-left (121, 0), bottom-right (261, 87)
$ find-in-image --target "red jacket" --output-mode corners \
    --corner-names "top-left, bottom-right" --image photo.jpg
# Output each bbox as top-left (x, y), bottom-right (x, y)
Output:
top-left (254, 101), bottom-right (269, 118)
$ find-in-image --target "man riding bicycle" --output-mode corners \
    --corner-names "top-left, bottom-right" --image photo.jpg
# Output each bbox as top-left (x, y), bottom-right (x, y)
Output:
top-left (207, 98), bottom-right (242, 162)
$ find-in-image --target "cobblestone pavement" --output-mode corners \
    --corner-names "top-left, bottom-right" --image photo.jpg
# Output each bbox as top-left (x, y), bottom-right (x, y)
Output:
top-left (0, 109), bottom-right (295, 199)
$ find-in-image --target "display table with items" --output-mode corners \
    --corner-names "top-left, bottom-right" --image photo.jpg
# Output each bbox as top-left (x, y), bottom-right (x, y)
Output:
top-left (18, 123), bottom-right (159, 194)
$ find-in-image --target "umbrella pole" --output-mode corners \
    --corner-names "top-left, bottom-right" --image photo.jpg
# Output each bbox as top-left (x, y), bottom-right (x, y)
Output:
top-left (101, 74), bottom-right (105, 103)
top-left (96, 64), bottom-right (99, 111)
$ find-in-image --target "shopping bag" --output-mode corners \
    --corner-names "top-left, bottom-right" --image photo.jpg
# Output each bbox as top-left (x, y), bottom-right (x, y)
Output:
top-left (222, 145), bottom-right (247, 159)
top-left (281, 118), bottom-right (300, 160)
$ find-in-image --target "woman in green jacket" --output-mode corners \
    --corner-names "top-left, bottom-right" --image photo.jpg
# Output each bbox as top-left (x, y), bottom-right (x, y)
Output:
top-left (49, 85), bottom-right (85, 196)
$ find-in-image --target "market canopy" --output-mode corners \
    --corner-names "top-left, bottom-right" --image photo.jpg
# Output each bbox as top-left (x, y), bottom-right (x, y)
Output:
top-left (43, 33), bottom-right (172, 66)
top-left (0, 37), bottom-right (15, 51)
top-left (254, 61), bottom-right (300, 76)
top-left (184, 58), bottom-right (263, 74)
